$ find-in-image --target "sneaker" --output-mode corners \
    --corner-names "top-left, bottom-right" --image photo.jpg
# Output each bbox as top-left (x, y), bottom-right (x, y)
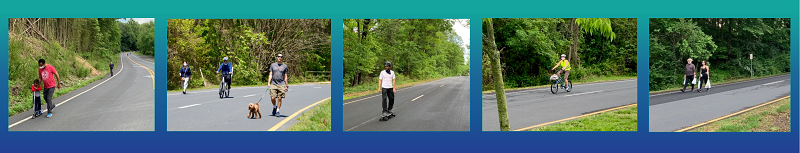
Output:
top-left (276, 112), bottom-right (280, 117)
top-left (680, 89), bottom-right (685, 92)
top-left (272, 107), bottom-right (277, 116)
top-left (183, 91), bottom-right (186, 94)
top-left (46, 113), bottom-right (52, 118)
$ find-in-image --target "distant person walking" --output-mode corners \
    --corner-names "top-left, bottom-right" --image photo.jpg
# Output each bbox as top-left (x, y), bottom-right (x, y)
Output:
top-left (697, 60), bottom-right (710, 92)
top-left (109, 62), bottom-right (115, 77)
top-left (268, 53), bottom-right (289, 117)
top-left (38, 59), bottom-right (61, 118)
top-left (681, 58), bottom-right (696, 92)
top-left (179, 61), bottom-right (192, 94)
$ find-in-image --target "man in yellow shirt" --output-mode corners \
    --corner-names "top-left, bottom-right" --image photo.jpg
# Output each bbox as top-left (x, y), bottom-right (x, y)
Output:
top-left (551, 54), bottom-right (571, 90)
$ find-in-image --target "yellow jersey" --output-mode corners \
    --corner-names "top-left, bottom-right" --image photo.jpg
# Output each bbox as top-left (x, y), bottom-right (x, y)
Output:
top-left (559, 60), bottom-right (571, 71)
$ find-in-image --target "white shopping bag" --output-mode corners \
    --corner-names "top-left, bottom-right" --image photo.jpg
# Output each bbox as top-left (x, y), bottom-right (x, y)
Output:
top-left (705, 79), bottom-right (711, 89)
top-left (691, 77), bottom-right (696, 85)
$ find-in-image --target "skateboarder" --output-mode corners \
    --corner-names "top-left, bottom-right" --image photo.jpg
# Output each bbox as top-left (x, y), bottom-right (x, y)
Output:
top-left (38, 59), bottom-right (61, 118)
top-left (378, 61), bottom-right (396, 120)
top-left (268, 53), bottom-right (289, 117)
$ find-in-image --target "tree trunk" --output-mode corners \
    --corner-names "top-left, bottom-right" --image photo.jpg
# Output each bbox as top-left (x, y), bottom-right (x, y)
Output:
top-left (483, 19), bottom-right (511, 131)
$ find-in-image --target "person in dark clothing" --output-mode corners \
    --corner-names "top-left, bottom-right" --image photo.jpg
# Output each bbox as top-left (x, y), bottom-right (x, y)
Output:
top-left (697, 60), bottom-right (710, 92)
top-left (179, 61), bottom-right (192, 94)
top-left (109, 62), bottom-right (115, 77)
top-left (681, 58), bottom-right (696, 92)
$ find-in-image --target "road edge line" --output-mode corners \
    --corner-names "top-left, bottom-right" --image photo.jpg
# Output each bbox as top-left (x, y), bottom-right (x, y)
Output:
top-left (512, 103), bottom-right (637, 131)
top-left (268, 97), bottom-right (331, 131)
top-left (674, 95), bottom-right (790, 132)
top-left (127, 53), bottom-right (154, 89)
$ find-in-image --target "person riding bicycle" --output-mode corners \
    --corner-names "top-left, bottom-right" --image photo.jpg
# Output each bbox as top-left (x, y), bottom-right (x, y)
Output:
top-left (216, 57), bottom-right (233, 92)
top-left (551, 54), bottom-right (571, 90)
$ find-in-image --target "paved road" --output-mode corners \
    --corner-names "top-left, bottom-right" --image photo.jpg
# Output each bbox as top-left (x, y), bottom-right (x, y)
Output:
top-left (482, 79), bottom-right (637, 131)
top-left (649, 74), bottom-right (790, 132)
top-left (167, 83), bottom-right (330, 131)
top-left (8, 52), bottom-right (154, 131)
top-left (343, 76), bottom-right (470, 131)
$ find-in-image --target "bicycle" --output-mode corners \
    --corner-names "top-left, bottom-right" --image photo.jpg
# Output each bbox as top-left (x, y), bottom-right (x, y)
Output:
top-left (219, 73), bottom-right (231, 99)
top-left (550, 70), bottom-right (573, 94)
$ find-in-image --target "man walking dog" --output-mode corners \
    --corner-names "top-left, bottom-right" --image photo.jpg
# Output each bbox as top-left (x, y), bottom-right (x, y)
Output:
top-left (268, 53), bottom-right (289, 117)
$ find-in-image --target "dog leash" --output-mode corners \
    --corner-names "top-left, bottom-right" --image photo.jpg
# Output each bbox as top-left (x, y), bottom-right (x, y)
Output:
top-left (256, 86), bottom-right (270, 103)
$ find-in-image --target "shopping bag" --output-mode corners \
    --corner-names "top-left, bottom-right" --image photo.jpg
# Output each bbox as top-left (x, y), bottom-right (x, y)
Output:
top-left (705, 79), bottom-right (711, 88)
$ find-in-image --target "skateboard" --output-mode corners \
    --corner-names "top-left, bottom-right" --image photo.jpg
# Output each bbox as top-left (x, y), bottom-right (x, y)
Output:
top-left (379, 111), bottom-right (396, 121)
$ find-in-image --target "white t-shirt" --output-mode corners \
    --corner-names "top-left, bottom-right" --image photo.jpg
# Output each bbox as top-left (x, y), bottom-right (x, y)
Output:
top-left (379, 70), bottom-right (396, 88)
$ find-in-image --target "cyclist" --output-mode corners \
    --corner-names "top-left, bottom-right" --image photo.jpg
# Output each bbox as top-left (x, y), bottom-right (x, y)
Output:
top-left (551, 54), bottom-right (571, 90)
top-left (216, 57), bottom-right (233, 95)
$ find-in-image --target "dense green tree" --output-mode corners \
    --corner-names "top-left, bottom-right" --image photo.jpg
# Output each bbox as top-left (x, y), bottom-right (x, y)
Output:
top-left (167, 19), bottom-right (331, 90)
top-left (649, 18), bottom-right (789, 91)
top-left (482, 18), bottom-right (637, 90)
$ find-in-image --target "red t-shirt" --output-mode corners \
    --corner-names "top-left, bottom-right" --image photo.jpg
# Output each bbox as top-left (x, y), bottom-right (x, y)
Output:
top-left (38, 65), bottom-right (58, 89)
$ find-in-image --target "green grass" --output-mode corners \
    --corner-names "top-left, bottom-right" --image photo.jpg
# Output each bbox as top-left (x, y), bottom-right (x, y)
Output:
top-left (689, 98), bottom-right (790, 132)
top-left (483, 75), bottom-right (635, 93)
top-left (8, 34), bottom-right (118, 116)
top-left (649, 72), bottom-right (788, 93)
top-left (532, 105), bottom-right (638, 131)
top-left (286, 100), bottom-right (331, 131)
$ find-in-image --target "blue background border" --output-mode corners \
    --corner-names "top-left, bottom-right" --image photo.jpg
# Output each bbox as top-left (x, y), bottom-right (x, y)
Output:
top-left (0, 0), bottom-right (797, 152)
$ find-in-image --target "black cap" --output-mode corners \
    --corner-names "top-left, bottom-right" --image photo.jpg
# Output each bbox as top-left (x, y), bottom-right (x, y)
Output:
top-left (384, 61), bottom-right (392, 66)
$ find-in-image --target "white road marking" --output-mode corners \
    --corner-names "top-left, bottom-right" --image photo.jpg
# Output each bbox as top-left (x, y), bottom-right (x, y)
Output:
top-left (243, 94), bottom-right (257, 97)
top-left (762, 80), bottom-right (784, 86)
top-left (10, 54), bottom-right (125, 129)
top-left (343, 95), bottom-right (381, 105)
top-left (411, 95), bottom-right (424, 101)
top-left (563, 90), bottom-right (603, 97)
top-left (179, 104), bottom-right (201, 109)
top-left (346, 116), bottom-right (380, 131)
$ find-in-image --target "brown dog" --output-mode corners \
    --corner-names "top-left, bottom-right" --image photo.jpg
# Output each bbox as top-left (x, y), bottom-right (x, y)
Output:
top-left (248, 102), bottom-right (261, 119)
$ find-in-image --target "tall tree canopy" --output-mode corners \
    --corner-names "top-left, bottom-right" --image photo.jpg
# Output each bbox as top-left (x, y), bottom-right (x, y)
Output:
top-left (343, 19), bottom-right (468, 87)
top-left (166, 19), bottom-right (331, 90)
top-left (482, 18), bottom-right (637, 90)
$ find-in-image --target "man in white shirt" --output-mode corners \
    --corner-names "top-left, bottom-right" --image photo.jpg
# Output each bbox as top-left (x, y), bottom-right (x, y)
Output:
top-left (378, 61), bottom-right (396, 117)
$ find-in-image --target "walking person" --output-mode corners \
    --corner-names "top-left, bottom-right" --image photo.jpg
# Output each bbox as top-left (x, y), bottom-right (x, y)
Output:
top-left (697, 60), bottom-right (710, 92)
top-left (179, 61), bottom-right (192, 94)
top-left (681, 58), bottom-right (696, 92)
top-left (38, 59), bottom-right (61, 118)
top-left (268, 53), bottom-right (289, 117)
top-left (378, 61), bottom-right (396, 117)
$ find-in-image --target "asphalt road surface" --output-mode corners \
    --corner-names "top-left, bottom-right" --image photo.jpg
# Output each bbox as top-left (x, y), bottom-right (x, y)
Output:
top-left (8, 52), bottom-right (154, 131)
top-left (482, 79), bottom-right (637, 131)
top-left (649, 74), bottom-right (790, 132)
top-left (167, 83), bottom-right (331, 131)
top-left (343, 76), bottom-right (470, 131)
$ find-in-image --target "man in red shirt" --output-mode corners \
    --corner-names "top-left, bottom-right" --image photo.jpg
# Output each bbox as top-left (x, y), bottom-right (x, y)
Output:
top-left (38, 59), bottom-right (61, 118)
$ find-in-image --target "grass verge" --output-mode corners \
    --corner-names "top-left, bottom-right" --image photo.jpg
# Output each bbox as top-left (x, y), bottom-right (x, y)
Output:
top-left (286, 100), bottom-right (331, 131)
top-left (532, 105), bottom-right (638, 131)
top-left (688, 98), bottom-right (790, 132)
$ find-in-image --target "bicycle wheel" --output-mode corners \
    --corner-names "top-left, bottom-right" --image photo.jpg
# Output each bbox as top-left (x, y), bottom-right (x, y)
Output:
top-left (565, 81), bottom-right (573, 92)
top-left (219, 82), bottom-right (225, 99)
top-left (550, 81), bottom-right (558, 94)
